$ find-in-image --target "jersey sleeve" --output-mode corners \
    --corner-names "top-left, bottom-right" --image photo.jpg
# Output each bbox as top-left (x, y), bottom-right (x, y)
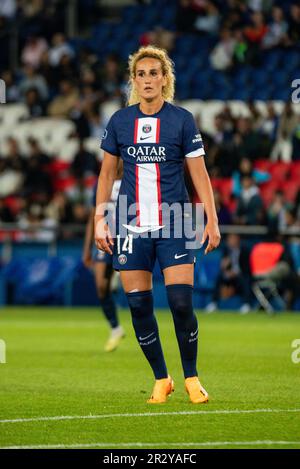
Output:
top-left (100, 114), bottom-right (120, 157)
top-left (182, 112), bottom-right (205, 158)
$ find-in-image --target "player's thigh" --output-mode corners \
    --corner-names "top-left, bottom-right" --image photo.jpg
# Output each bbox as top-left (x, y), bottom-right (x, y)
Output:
top-left (120, 270), bottom-right (152, 293)
top-left (94, 262), bottom-right (111, 293)
top-left (163, 263), bottom-right (194, 287)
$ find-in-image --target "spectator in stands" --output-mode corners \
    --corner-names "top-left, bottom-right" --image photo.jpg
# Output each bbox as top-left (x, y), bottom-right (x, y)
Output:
top-left (71, 140), bottom-right (99, 179)
top-left (234, 174), bottom-right (265, 225)
top-left (37, 50), bottom-right (57, 90)
top-left (67, 176), bottom-right (93, 207)
top-left (232, 157), bottom-right (270, 197)
top-left (24, 88), bottom-right (46, 118)
top-left (194, 1), bottom-right (220, 35)
top-left (244, 11), bottom-right (268, 64)
top-left (98, 53), bottom-right (124, 101)
top-left (205, 233), bottom-right (251, 314)
top-left (19, 65), bottom-right (49, 102)
top-left (0, 70), bottom-right (20, 102)
top-left (209, 112), bottom-right (234, 176)
top-left (214, 190), bottom-right (232, 225)
top-left (267, 190), bottom-right (290, 233)
top-left (48, 33), bottom-right (74, 67)
top-left (0, 0), bottom-right (16, 18)
top-left (210, 28), bottom-right (236, 70)
top-left (288, 2), bottom-right (300, 45)
top-left (44, 192), bottom-right (74, 225)
top-left (232, 28), bottom-right (249, 66)
top-left (244, 11), bottom-right (268, 44)
top-left (87, 108), bottom-right (106, 139)
top-left (291, 116), bottom-right (300, 161)
top-left (22, 148), bottom-right (52, 198)
top-left (0, 151), bottom-right (23, 198)
top-left (231, 116), bottom-right (263, 163)
top-left (262, 6), bottom-right (288, 49)
top-left (21, 35), bottom-right (49, 69)
top-left (0, 197), bottom-right (14, 222)
top-left (47, 79), bottom-right (79, 118)
top-left (6, 138), bottom-right (26, 173)
top-left (27, 137), bottom-right (50, 167)
top-left (259, 102), bottom-right (279, 143)
top-left (271, 102), bottom-right (298, 162)
top-left (44, 192), bottom-right (74, 226)
top-left (17, 202), bottom-right (57, 242)
top-left (53, 53), bottom-right (78, 88)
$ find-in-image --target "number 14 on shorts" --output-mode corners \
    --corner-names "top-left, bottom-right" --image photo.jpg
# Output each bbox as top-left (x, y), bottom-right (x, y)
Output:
top-left (117, 234), bottom-right (133, 254)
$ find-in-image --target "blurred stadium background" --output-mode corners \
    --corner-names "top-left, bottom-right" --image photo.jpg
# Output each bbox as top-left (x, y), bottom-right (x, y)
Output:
top-left (0, 0), bottom-right (300, 311)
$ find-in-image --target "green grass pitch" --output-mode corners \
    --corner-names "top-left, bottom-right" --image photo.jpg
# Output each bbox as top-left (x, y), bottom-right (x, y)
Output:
top-left (0, 307), bottom-right (300, 449)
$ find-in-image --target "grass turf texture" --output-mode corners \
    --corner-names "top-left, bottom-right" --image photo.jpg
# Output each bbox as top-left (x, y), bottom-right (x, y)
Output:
top-left (0, 307), bottom-right (299, 449)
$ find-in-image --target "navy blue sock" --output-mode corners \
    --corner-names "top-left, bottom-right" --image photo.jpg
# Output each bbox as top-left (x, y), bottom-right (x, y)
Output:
top-left (100, 293), bottom-right (119, 329)
top-left (126, 290), bottom-right (168, 379)
top-left (166, 284), bottom-right (198, 378)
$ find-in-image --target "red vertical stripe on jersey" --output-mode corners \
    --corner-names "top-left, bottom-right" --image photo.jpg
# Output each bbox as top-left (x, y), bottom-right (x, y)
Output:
top-left (155, 163), bottom-right (162, 225)
top-left (155, 118), bottom-right (160, 143)
top-left (135, 164), bottom-right (140, 226)
top-left (134, 118), bottom-right (138, 144)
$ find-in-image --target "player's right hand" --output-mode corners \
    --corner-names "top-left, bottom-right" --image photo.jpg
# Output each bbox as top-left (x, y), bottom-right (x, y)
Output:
top-left (94, 215), bottom-right (114, 255)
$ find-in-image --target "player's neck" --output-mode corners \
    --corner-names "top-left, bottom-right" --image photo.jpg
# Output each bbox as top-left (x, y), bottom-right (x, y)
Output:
top-left (139, 97), bottom-right (164, 116)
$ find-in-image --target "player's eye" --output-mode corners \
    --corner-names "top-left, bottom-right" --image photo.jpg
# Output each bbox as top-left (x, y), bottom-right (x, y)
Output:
top-left (137, 71), bottom-right (144, 77)
top-left (151, 71), bottom-right (158, 76)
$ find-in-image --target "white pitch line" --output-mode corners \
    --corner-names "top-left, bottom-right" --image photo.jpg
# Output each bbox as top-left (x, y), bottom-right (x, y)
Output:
top-left (0, 408), bottom-right (300, 424)
top-left (2, 441), bottom-right (300, 449)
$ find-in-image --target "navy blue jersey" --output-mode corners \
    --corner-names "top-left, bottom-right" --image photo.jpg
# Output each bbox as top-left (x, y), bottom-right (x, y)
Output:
top-left (100, 101), bottom-right (204, 227)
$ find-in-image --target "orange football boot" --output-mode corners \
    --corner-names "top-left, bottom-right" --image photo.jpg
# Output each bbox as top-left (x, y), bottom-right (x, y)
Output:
top-left (185, 377), bottom-right (209, 404)
top-left (147, 375), bottom-right (174, 404)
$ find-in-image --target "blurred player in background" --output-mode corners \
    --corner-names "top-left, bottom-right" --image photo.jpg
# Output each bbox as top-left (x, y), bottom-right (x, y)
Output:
top-left (95, 46), bottom-right (220, 403)
top-left (83, 161), bottom-right (125, 352)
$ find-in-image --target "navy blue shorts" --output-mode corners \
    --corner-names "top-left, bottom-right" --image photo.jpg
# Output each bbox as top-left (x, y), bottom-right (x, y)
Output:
top-left (112, 224), bottom-right (196, 272)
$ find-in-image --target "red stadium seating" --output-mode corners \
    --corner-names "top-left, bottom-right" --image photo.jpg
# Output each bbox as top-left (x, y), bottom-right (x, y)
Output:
top-left (281, 180), bottom-right (300, 203)
top-left (290, 161), bottom-right (300, 181)
top-left (259, 180), bottom-right (279, 207)
top-left (269, 162), bottom-right (290, 182)
top-left (253, 159), bottom-right (273, 172)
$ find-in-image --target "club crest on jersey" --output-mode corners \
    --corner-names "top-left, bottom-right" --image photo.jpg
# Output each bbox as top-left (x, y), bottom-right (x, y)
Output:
top-left (118, 254), bottom-right (127, 265)
top-left (142, 124), bottom-right (151, 133)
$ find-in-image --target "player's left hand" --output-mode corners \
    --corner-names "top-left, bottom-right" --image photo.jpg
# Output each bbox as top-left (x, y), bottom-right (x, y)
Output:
top-left (201, 221), bottom-right (221, 255)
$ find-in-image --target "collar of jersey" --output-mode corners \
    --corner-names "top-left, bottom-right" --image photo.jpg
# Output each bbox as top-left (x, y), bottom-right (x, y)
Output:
top-left (137, 100), bottom-right (167, 117)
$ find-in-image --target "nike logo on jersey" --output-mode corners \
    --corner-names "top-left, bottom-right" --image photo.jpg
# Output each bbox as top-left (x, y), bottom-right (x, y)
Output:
top-left (174, 253), bottom-right (188, 259)
top-left (140, 135), bottom-right (152, 140)
top-left (139, 332), bottom-right (155, 341)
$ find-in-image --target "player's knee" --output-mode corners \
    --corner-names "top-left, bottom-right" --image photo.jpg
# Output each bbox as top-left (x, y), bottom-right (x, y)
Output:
top-left (126, 290), bottom-right (153, 318)
top-left (97, 284), bottom-right (109, 300)
top-left (166, 284), bottom-right (194, 321)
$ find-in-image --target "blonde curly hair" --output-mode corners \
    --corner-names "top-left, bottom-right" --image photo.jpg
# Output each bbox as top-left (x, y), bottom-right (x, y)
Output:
top-left (127, 46), bottom-right (175, 106)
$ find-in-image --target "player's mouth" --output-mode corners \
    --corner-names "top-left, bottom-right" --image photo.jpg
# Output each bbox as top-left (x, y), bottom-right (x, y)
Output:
top-left (144, 87), bottom-right (153, 91)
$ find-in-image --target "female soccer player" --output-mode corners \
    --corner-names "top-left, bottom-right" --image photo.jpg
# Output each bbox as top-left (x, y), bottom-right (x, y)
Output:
top-left (94, 46), bottom-right (220, 403)
top-left (83, 164), bottom-right (125, 352)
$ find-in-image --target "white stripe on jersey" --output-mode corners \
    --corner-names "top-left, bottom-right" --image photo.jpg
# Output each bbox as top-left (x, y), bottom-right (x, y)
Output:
top-left (185, 148), bottom-right (205, 158)
top-left (136, 163), bottom-right (161, 226)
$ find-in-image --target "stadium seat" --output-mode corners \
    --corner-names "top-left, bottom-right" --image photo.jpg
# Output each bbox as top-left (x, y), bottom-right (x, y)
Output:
top-left (259, 180), bottom-right (279, 207)
top-left (290, 161), bottom-right (300, 181)
top-left (281, 180), bottom-right (299, 203)
top-left (250, 242), bottom-right (286, 312)
top-left (254, 159), bottom-right (273, 172)
top-left (269, 162), bottom-right (290, 182)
